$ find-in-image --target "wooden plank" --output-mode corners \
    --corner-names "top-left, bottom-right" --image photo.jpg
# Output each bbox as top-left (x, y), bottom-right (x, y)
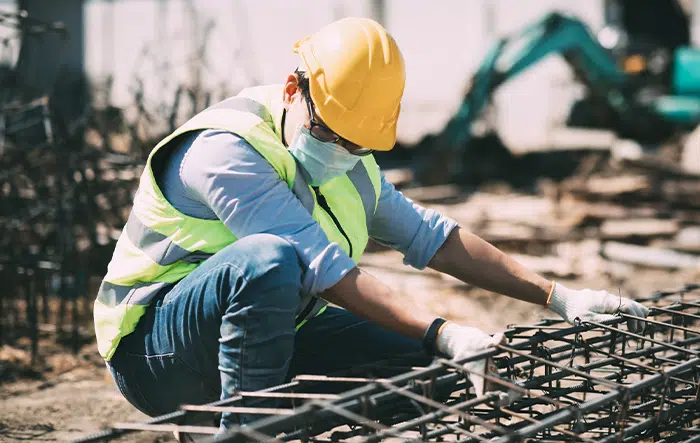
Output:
top-left (479, 222), bottom-right (537, 242)
top-left (621, 155), bottom-right (700, 179)
top-left (599, 218), bottom-right (679, 239)
top-left (601, 242), bottom-right (700, 269)
top-left (673, 226), bottom-right (700, 253)
top-left (681, 129), bottom-right (700, 175)
top-left (545, 127), bottom-right (617, 150)
top-left (662, 180), bottom-right (700, 200)
top-left (557, 197), bottom-right (661, 228)
top-left (446, 193), bottom-right (556, 227)
top-left (584, 175), bottom-right (651, 196)
top-left (562, 200), bottom-right (658, 220)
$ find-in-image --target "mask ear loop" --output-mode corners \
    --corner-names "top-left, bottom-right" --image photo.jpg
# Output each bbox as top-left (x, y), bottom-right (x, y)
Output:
top-left (281, 109), bottom-right (287, 146)
top-left (281, 94), bottom-right (311, 148)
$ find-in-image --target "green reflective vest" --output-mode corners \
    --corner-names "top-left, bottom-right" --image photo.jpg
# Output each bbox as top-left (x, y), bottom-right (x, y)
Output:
top-left (94, 85), bottom-right (381, 361)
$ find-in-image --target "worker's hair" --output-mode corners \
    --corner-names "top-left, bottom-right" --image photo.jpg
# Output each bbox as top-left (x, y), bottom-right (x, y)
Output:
top-left (295, 68), bottom-right (310, 95)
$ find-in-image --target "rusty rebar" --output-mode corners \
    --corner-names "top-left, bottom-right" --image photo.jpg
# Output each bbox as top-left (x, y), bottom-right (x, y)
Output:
top-left (73, 285), bottom-right (700, 443)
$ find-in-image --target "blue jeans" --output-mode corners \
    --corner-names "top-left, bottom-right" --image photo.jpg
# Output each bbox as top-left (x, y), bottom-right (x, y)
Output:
top-left (107, 234), bottom-right (431, 429)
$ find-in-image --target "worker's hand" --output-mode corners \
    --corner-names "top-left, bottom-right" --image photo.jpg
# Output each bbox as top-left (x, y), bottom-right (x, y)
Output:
top-left (548, 282), bottom-right (650, 333)
top-left (436, 323), bottom-right (513, 403)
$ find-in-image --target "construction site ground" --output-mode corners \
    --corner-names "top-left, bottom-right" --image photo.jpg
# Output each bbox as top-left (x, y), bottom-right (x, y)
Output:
top-left (1, 246), bottom-right (698, 442)
top-left (3, 149), bottom-right (700, 441)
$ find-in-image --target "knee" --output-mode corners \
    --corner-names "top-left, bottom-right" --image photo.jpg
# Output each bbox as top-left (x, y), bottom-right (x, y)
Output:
top-left (216, 235), bottom-right (302, 316)
top-left (226, 234), bottom-right (301, 286)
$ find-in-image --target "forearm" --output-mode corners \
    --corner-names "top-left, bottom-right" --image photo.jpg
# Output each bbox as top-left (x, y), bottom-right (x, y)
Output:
top-left (322, 267), bottom-right (435, 339)
top-left (428, 225), bottom-right (552, 305)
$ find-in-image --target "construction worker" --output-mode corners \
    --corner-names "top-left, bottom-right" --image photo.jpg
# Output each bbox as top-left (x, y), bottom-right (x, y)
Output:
top-left (94, 17), bottom-right (650, 432)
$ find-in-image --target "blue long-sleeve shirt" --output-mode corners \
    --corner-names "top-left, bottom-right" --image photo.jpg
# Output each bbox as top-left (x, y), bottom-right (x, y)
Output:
top-left (156, 129), bottom-right (458, 295)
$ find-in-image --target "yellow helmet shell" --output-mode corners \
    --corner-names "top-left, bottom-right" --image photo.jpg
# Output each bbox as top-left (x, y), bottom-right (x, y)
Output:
top-left (293, 17), bottom-right (406, 151)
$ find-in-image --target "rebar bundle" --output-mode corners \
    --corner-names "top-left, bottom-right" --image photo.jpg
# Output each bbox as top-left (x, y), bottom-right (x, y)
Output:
top-left (0, 7), bottom-right (248, 362)
top-left (0, 10), bottom-right (141, 358)
top-left (75, 284), bottom-right (700, 443)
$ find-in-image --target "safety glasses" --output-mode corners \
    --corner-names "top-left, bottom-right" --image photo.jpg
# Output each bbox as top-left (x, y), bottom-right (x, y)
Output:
top-left (302, 88), bottom-right (374, 157)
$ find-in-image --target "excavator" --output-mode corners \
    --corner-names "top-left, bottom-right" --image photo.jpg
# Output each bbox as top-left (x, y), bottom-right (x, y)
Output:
top-left (396, 5), bottom-right (700, 186)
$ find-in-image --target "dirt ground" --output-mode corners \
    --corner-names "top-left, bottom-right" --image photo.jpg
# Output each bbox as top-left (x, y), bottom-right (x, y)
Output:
top-left (1, 248), bottom-right (698, 442)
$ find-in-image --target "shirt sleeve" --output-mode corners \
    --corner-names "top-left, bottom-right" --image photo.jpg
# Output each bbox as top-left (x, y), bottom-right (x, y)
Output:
top-left (370, 172), bottom-right (458, 269)
top-left (179, 129), bottom-right (357, 295)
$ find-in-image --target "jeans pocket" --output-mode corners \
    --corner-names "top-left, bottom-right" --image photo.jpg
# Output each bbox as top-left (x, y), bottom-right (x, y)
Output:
top-left (115, 352), bottom-right (219, 417)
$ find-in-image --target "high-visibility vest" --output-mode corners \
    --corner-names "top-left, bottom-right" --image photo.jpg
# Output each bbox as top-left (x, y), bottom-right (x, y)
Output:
top-left (94, 85), bottom-right (381, 360)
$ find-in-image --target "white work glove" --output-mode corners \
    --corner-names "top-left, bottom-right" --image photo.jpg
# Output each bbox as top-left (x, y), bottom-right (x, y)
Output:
top-left (548, 282), bottom-right (650, 333)
top-left (436, 322), bottom-right (516, 404)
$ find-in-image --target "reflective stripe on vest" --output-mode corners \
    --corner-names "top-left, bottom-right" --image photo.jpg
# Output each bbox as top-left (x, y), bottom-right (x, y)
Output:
top-left (125, 211), bottom-right (214, 266)
top-left (347, 161), bottom-right (377, 230)
top-left (292, 161), bottom-right (315, 214)
top-left (97, 281), bottom-right (170, 307)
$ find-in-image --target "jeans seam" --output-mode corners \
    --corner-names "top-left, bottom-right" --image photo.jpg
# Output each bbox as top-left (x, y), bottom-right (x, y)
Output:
top-left (172, 354), bottom-right (220, 399)
top-left (131, 382), bottom-right (158, 416)
top-left (114, 370), bottom-right (129, 399)
top-left (123, 350), bottom-right (207, 379)
top-left (124, 351), bottom-right (175, 358)
top-left (113, 359), bottom-right (158, 416)
top-left (239, 310), bottom-right (249, 397)
top-left (165, 261), bottom-right (252, 391)
top-left (172, 353), bottom-right (210, 381)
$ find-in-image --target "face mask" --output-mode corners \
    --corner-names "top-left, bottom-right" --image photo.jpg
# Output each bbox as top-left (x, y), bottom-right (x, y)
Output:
top-left (288, 126), bottom-right (360, 187)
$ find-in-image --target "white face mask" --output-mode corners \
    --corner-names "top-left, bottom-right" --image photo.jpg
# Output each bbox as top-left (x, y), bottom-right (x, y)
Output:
top-left (288, 126), bottom-right (360, 187)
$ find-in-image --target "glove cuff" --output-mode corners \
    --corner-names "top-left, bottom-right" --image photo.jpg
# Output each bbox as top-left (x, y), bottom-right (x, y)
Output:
top-left (545, 280), bottom-right (556, 306)
top-left (548, 282), bottom-right (574, 320)
top-left (436, 322), bottom-right (460, 357)
top-left (423, 317), bottom-right (448, 356)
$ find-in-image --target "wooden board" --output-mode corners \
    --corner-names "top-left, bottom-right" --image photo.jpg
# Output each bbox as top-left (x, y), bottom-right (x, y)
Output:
top-left (600, 219), bottom-right (679, 239)
top-left (601, 242), bottom-right (700, 269)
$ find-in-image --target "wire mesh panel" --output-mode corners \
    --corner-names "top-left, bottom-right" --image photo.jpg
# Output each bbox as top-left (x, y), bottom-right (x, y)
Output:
top-left (74, 284), bottom-right (700, 443)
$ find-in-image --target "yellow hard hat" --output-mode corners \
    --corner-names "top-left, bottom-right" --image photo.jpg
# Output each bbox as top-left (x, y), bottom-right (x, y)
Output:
top-left (293, 17), bottom-right (405, 151)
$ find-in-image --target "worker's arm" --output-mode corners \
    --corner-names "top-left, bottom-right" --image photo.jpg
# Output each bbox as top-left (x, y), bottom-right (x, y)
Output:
top-left (369, 172), bottom-right (458, 270)
top-left (321, 267), bottom-right (510, 399)
top-left (368, 171), bottom-right (649, 332)
top-left (322, 267), bottom-right (434, 339)
top-left (428, 225), bottom-right (552, 305)
top-left (428, 225), bottom-right (650, 332)
top-left (369, 171), bottom-right (547, 303)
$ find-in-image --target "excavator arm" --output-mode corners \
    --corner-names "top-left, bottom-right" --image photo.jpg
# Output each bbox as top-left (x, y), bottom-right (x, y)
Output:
top-left (415, 12), bottom-right (665, 184)
top-left (444, 12), bottom-right (627, 148)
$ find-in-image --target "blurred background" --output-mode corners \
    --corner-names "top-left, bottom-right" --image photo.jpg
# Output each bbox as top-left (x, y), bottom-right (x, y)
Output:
top-left (1, 1), bottom-right (700, 441)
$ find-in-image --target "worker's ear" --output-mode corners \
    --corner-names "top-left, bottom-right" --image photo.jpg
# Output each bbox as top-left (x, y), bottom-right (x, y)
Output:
top-left (283, 73), bottom-right (301, 106)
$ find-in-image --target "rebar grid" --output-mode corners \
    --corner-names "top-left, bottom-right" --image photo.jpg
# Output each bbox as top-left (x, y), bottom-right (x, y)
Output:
top-left (75, 284), bottom-right (700, 443)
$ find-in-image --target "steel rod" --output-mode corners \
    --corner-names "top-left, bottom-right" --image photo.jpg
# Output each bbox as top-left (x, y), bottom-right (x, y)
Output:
top-left (619, 313), bottom-right (700, 335)
top-left (73, 289), bottom-right (700, 443)
top-left (491, 358), bottom-right (700, 443)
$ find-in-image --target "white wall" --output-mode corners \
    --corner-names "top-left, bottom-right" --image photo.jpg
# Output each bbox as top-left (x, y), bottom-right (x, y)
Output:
top-left (82, 0), bottom-right (605, 148)
top-left (0, 2), bottom-right (21, 69)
